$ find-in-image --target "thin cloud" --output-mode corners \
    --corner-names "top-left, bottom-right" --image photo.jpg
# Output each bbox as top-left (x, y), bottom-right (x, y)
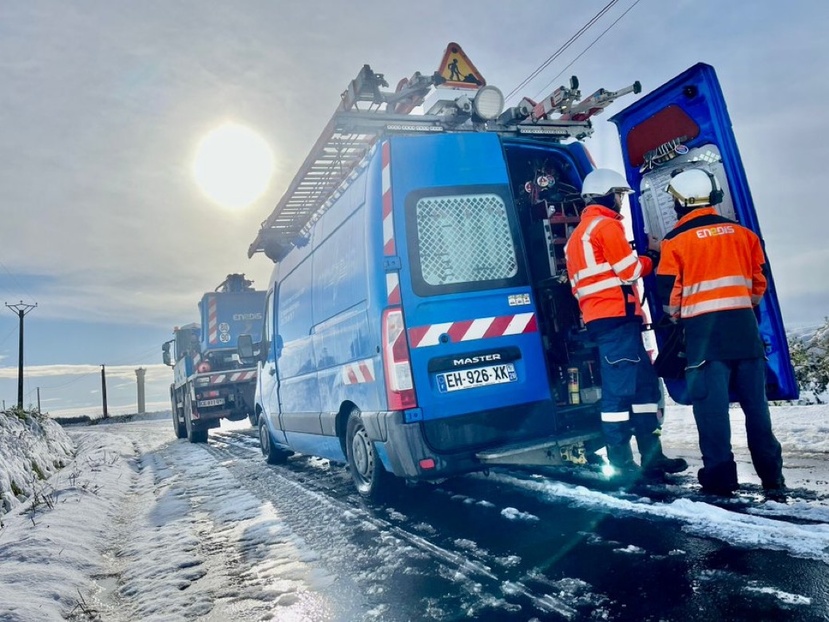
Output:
top-left (0, 363), bottom-right (170, 382)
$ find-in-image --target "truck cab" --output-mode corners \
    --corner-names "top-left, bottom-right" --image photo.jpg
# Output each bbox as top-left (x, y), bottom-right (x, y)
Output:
top-left (164, 274), bottom-right (266, 443)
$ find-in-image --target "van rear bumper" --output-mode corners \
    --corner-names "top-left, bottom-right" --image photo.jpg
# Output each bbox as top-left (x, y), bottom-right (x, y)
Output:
top-left (361, 405), bottom-right (602, 480)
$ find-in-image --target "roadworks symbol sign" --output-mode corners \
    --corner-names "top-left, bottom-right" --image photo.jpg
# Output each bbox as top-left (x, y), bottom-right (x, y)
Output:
top-left (437, 42), bottom-right (486, 88)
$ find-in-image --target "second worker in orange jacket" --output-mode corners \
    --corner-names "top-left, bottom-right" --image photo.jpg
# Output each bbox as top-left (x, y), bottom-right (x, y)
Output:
top-left (656, 168), bottom-right (784, 497)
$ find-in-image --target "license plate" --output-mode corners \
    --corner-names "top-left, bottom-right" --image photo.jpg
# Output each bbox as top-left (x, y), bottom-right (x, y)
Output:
top-left (197, 398), bottom-right (225, 408)
top-left (436, 363), bottom-right (516, 393)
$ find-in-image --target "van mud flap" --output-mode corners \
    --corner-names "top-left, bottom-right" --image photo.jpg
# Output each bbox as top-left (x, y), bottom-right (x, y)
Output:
top-left (476, 432), bottom-right (601, 467)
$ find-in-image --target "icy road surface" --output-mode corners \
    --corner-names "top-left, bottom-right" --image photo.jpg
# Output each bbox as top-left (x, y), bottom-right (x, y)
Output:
top-left (1, 411), bottom-right (828, 621)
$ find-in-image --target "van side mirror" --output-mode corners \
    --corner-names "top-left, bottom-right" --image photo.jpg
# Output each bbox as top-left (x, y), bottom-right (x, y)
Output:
top-left (162, 342), bottom-right (172, 367)
top-left (238, 334), bottom-right (255, 361)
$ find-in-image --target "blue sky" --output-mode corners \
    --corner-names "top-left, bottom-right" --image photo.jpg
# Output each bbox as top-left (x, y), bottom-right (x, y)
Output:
top-left (1, 1), bottom-right (827, 415)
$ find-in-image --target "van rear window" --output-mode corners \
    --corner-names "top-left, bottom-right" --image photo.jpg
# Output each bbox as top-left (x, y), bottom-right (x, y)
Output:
top-left (407, 188), bottom-right (524, 296)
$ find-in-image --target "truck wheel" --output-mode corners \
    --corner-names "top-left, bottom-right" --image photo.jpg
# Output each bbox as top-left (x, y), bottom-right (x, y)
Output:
top-left (184, 394), bottom-right (208, 444)
top-left (346, 410), bottom-right (391, 500)
top-left (259, 417), bottom-right (288, 465)
top-left (171, 389), bottom-right (186, 439)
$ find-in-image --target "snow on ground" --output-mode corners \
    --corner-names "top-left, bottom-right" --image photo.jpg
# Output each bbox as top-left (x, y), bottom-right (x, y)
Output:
top-left (0, 403), bottom-right (827, 620)
top-left (0, 414), bottom-right (342, 621)
top-left (660, 401), bottom-right (829, 454)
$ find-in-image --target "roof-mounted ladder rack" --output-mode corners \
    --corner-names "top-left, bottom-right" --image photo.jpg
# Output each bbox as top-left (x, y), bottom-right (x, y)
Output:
top-left (248, 62), bottom-right (637, 261)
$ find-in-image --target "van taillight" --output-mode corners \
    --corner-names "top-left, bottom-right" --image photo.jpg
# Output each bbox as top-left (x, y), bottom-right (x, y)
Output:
top-left (381, 308), bottom-right (417, 410)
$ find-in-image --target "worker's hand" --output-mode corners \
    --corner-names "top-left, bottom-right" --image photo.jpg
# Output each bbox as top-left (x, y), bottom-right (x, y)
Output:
top-left (647, 235), bottom-right (662, 252)
top-left (643, 249), bottom-right (660, 269)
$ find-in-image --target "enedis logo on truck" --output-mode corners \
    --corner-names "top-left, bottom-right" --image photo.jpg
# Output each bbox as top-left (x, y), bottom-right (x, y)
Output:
top-left (233, 313), bottom-right (263, 321)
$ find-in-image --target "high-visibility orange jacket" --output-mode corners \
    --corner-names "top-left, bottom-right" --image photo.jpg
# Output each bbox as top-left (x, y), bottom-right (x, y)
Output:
top-left (564, 205), bottom-right (653, 324)
top-left (656, 206), bottom-right (767, 362)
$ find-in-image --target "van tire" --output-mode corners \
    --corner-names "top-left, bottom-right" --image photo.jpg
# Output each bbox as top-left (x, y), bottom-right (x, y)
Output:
top-left (346, 411), bottom-right (390, 500)
top-left (259, 416), bottom-right (289, 465)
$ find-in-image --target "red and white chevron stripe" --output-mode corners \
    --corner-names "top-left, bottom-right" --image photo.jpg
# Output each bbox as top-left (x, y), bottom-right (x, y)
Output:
top-left (381, 141), bottom-right (401, 306)
top-left (386, 272), bottom-right (401, 305)
top-left (342, 359), bottom-right (375, 385)
top-left (382, 141), bottom-right (395, 257)
top-left (407, 313), bottom-right (538, 348)
top-left (209, 370), bottom-right (257, 384)
top-left (207, 296), bottom-right (218, 344)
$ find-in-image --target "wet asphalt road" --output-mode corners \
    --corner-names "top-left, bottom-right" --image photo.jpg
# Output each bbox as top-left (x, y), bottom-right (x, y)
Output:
top-left (203, 425), bottom-right (829, 622)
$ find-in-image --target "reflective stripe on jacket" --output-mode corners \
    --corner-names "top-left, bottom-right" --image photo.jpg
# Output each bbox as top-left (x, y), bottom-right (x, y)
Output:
top-left (656, 207), bottom-right (767, 321)
top-left (564, 205), bottom-right (653, 324)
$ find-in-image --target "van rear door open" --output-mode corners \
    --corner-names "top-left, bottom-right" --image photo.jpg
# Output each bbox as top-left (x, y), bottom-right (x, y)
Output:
top-left (610, 63), bottom-right (797, 403)
top-left (390, 133), bottom-right (553, 438)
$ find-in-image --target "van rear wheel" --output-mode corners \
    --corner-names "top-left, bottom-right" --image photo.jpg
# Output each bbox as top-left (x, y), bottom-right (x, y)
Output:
top-left (346, 411), bottom-right (390, 500)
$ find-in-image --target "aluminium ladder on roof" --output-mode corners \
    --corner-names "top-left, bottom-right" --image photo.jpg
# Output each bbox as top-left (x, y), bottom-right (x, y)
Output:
top-left (246, 109), bottom-right (595, 261)
top-left (246, 108), bottom-right (449, 260)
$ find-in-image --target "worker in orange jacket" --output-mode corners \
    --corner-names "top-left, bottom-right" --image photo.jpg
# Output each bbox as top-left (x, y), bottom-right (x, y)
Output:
top-left (565, 168), bottom-right (687, 479)
top-left (656, 168), bottom-right (784, 496)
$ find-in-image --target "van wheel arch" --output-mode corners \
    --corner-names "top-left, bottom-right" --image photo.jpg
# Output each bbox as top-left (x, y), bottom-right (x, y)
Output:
top-left (336, 401), bottom-right (358, 457)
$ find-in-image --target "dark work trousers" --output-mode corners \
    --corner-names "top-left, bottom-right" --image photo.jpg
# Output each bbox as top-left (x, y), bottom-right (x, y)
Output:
top-left (686, 358), bottom-right (783, 487)
top-left (591, 321), bottom-right (662, 448)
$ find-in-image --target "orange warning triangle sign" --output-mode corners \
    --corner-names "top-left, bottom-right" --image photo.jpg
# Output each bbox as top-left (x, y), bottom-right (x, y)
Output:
top-left (436, 42), bottom-right (486, 89)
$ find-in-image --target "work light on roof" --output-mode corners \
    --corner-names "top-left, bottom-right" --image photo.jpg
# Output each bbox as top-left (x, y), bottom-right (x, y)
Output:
top-left (473, 86), bottom-right (505, 120)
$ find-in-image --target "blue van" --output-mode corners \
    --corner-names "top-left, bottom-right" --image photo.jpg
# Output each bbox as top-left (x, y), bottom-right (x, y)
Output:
top-left (245, 59), bottom-right (796, 498)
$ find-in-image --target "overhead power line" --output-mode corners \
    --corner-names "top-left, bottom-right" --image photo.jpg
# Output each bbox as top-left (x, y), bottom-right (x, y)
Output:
top-left (505, 0), bottom-right (620, 102)
top-left (533, 0), bottom-right (644, 101)
top-left (0, 256), bottom-right (38, 302)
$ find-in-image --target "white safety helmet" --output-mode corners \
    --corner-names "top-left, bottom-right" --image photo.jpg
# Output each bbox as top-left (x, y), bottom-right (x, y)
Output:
top-left (581, 168), bottom-right (633, 200)
top-left (666, 168), bottom-right (723, 208)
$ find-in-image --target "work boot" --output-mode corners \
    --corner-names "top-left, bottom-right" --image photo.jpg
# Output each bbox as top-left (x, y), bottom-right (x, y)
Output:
top-left (698, 462), bottom-right (739, 496)
top-left (761, 475), bottom-right (787, 501)
top-left (605, 443), bottom-right (640, 481)
top-left (636, 432), bottom-right (688, 477)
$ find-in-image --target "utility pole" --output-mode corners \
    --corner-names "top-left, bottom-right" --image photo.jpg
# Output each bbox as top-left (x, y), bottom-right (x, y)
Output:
top-left (36, 387), bottom-right (41, 413)
top-left (135, 367), bottom-right (146, 415)
top-left (5, 301), bottom-right (37, 410)
top-left (101, 364), bottom-right (109, 419)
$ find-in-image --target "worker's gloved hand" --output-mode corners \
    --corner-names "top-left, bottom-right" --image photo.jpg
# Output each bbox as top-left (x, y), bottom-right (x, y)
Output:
top-left (642, 249), bottom-right (660, 269)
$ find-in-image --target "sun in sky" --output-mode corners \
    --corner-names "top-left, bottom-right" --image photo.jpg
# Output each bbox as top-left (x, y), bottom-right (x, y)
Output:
top-left (192, 122), bottom-right (276, 209)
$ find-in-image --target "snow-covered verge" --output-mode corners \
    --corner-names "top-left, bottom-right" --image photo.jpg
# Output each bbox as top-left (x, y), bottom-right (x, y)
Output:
top-left (0, 416), bottom-right (344, 622)
top-left (0, 409), bottom-right (75, 515)
top-left (0, 427), bottom-right (139, 620)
